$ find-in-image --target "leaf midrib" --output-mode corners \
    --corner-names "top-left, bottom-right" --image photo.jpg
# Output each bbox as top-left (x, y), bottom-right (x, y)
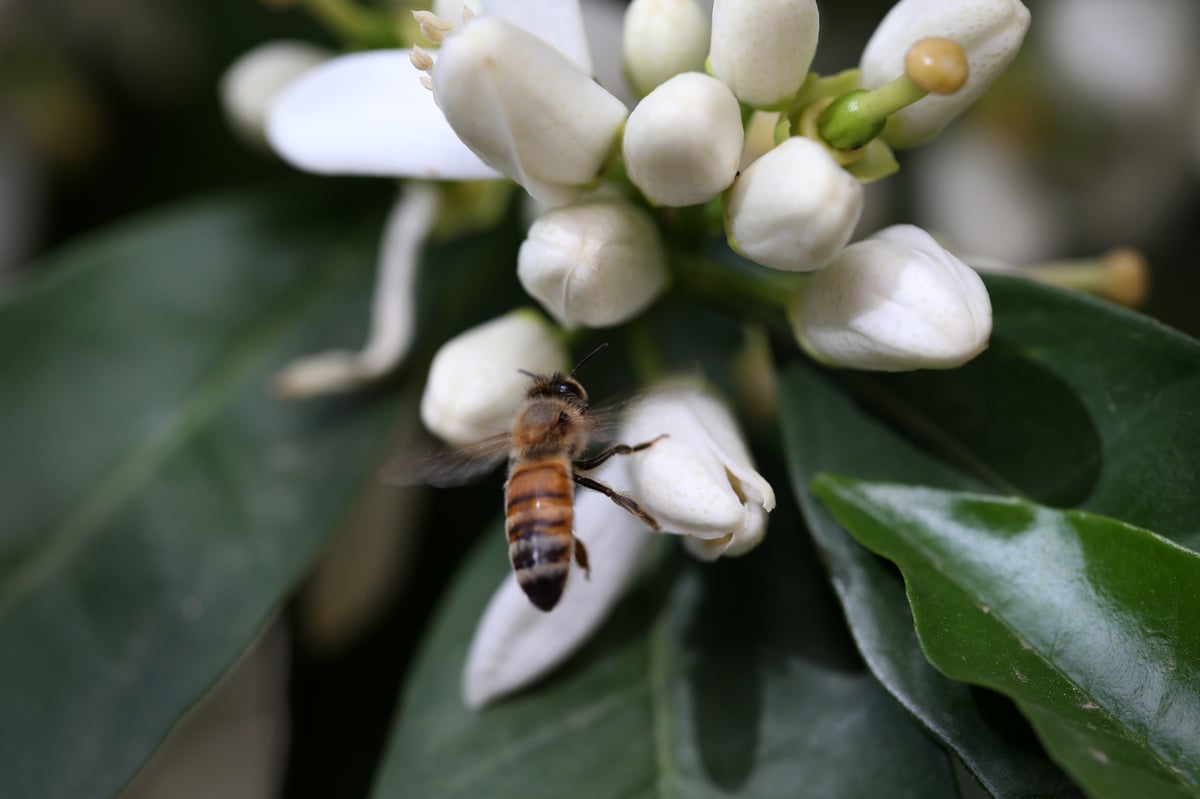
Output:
top-left (0, 218), bottom-right (368, 617)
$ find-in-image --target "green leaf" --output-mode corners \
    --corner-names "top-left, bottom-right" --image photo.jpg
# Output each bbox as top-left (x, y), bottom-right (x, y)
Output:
top-left (780, 361), bottom-right (1081, 798)
top-left (371, 497), bottom-right (960, 799)
top-left (0, 185), bottom-right (405, 799)
top-left (811, 477), bottom-right (1200, 799)
top-left (840, 276), bottom-right (1200, 549)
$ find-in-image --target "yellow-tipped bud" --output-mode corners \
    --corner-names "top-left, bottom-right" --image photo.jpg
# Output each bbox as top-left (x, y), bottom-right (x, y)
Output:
top-left (1102, 248), bottom-right (1150, 307)
top-left (905, 37), bottom-right (968, 95)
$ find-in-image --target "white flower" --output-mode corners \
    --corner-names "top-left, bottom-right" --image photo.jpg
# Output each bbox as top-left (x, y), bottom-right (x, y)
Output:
top-left (274, 184), bottom-right (440, 399)
top-left (517, 198), bottom-right (669, 328)
top-left (622, 377), bottom-right (775, 560)
top-left (463, 459), bottom-right (659, 709)
top-left (622, 0), bottom-right (711, 97)
top-left (219, 40), bottom-right (330, 148)
top-left (430, 16), bottom-right (629, 205)
top-left (260, 1), bottom-right (608, 396)
top-left (267, 0), bottom-right (600, 183)
top-left (792, 224), bottom-right (992, 371)
top-left (420, 310), bottom-right (567, 446)
top-left (709, 0), bottom-right (820, 109)
top-left (725, 136), bottom-right (864, 272)
top-left (859, 0), bottom-right (1031, 148)
top-left (622, 72), bottom-right (743, 207)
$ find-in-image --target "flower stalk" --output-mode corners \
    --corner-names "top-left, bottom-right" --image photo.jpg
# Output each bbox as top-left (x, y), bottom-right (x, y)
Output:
top-left (819, 38), bottom-right (967, 151)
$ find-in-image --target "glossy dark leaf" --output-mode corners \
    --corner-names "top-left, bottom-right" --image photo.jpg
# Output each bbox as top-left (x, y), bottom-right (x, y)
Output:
top-left (839, 276), bottom-right (1200, 549)
top-left (780, 362), bottom-right (1081, 798)
top-left (812, 477), bottom-right (1200, 799)
top-left (0, 185), bottom-right (403, 799)
top-left (371, 496), bottom-right (960, 799)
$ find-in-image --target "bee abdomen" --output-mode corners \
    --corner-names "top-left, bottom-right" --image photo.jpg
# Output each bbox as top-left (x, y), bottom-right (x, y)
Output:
top-left (506, 460), bottom-right (575, 611)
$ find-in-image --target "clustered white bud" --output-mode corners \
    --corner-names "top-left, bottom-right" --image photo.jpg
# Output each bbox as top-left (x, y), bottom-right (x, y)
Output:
top-left (431, 16), bottom-right (628, 205)
top-left (709, 0), bottom-right (820, 109)
top-left (859, 0), bottom-right (1031, 148)
top-left (517, 198), bottom-right (669, 329)
top-left (791, 224), bottom-right (992, 371)
top-left (420, 310), bottom-right (567, 446)
top-left (622, 0), bottom-right (711, 97)
top-left (725, 137), bottom-right (864, 272)
top-left (622, 377), bottom-right (775, 560)
top-left (622, 72), bottom-right (743, 207)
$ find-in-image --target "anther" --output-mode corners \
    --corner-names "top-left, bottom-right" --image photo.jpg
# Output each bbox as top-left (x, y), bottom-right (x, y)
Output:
top-left (412, 10), bottom-right (454, 32)
top-left (461, 5), bottom-right (476, 24)
top-left (419, 75), bottom-right (434, 92)
top-left (410, 45), bottom-right (434, 72)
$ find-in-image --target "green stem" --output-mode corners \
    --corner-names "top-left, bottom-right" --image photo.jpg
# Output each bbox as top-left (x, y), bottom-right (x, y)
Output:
top-left (299, 0), bottom-right (397, 48)
top-left (818, 74), bottom-right (927, 150)
top-left (675, 252), bottom-right (806, 330)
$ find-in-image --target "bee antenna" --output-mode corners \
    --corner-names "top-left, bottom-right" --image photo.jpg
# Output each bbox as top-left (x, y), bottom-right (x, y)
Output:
top-left (517, 369), bottom-right (537, 378)
top-left (570, 342), bottom-right (609, 377)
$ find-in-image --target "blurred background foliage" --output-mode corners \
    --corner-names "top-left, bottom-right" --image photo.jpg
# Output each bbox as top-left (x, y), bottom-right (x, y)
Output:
top-left (1, 1), bottom-right (1198, 797)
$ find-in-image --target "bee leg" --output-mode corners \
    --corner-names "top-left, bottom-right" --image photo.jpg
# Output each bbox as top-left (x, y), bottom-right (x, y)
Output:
top-left (573, 435), bottom-right (667, 472)
top-left (573, 536), bottom-right (591, 579)
top-left (573, 473), bottom-right (661, 530)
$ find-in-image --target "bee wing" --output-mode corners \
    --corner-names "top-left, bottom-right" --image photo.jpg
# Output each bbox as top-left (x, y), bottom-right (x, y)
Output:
top-left (581, 392), bottom-right (643, 448)
top-left (382, 433), bottom-right (511, 488)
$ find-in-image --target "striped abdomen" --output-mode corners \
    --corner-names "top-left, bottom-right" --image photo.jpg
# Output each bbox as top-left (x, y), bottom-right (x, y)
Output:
top-left (505, 457), bottom-right (575, 611)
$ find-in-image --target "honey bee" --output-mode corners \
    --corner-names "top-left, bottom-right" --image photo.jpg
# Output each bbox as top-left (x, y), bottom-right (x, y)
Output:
top-left (396, 344), bottom-right (663, 611)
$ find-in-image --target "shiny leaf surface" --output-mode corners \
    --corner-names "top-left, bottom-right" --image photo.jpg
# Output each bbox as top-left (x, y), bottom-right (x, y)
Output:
top-left (812, 477), bottom-right (1200, 799)
top-left (0, 185), bottom-right (400, 799)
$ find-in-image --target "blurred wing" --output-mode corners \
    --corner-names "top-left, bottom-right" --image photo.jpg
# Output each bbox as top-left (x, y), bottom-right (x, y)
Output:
top-left (582, 392), bottom-right (643, 448)
top-left (382, 434), bottom-right (510, 488)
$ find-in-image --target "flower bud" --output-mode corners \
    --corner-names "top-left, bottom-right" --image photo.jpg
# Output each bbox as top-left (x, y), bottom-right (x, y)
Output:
top-left (622, 377), bottom-right (775, 560)
top-left (725, 136), bottom-right (863, 272)
top-left (859, 0), bottom-right (1031, 148)
top-left (622, 72), bottom-right (743, 207)
top-left (220, 41), bottom-right (330, 147)
top-left (432, 16), bottom-right (628, 205)
top-left (518, 199), bottom-right (669, 328)
top-left (420, 310), bottom-right (567, 445)
top-left (791, 224), bottom-right (992, 371)
top-left (622, 0), bottom-right (711, 97)
top-left (709, 0), bottom-right (820, 109)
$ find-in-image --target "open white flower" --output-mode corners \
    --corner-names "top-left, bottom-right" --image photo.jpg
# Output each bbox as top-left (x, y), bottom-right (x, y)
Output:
top-left (792, 224), bottom-right (992, 371)
top-left (258, 1), bottom-right (624, 397)
top-left (420, 309), bottom-right (567, 446)
top-left (463, 459), bottom-right (660, 709)
top-left (220, 40), bottom-right (331, 148)
top-left (518, 198), bottom-right (669, 328)
top-left (622, 376), bottom-right (775, 560)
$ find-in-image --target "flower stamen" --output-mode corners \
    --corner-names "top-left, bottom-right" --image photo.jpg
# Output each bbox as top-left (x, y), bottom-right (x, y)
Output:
top-left (412, 10), bottom-right (454, 44)
top-left (410, 45), bottom-right (435, 72)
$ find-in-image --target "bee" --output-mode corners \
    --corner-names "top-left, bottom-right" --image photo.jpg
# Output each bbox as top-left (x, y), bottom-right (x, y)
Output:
top-left (396, 344), bottom-right (663, 612)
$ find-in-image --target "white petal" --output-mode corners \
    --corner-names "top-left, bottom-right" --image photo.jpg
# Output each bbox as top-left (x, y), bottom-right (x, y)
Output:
top-left (481, 0), bottom-right (593, 74)
top-left (266, 50), bottom-right (499, 180)
top-left (274, 184), bottom-right (440, 398)
top-left (463, 462), bottom-right (658, 709)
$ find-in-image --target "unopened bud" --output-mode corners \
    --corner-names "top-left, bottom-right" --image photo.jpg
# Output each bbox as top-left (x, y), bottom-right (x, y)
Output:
top-left (623, 72), bottom-right (743, 207)
top-left (709, 0), bottom-right (820, 109)
top-left (859, 0), bottom-right (1030, 148)
top-left (518, 199), bottom-right (669, 328)
top-left (725, 136), bottom-right (863, 272)
top-left (792, 224), bottom-right (992, 371)
top-left (622, 0), bottom-right (710, 97)
top-left (420, 311), bottom-right (567, 445)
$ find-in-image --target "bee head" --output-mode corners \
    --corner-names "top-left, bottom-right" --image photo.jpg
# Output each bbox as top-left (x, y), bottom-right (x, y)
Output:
top-left (523, 372), bottom-right (589, 406)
